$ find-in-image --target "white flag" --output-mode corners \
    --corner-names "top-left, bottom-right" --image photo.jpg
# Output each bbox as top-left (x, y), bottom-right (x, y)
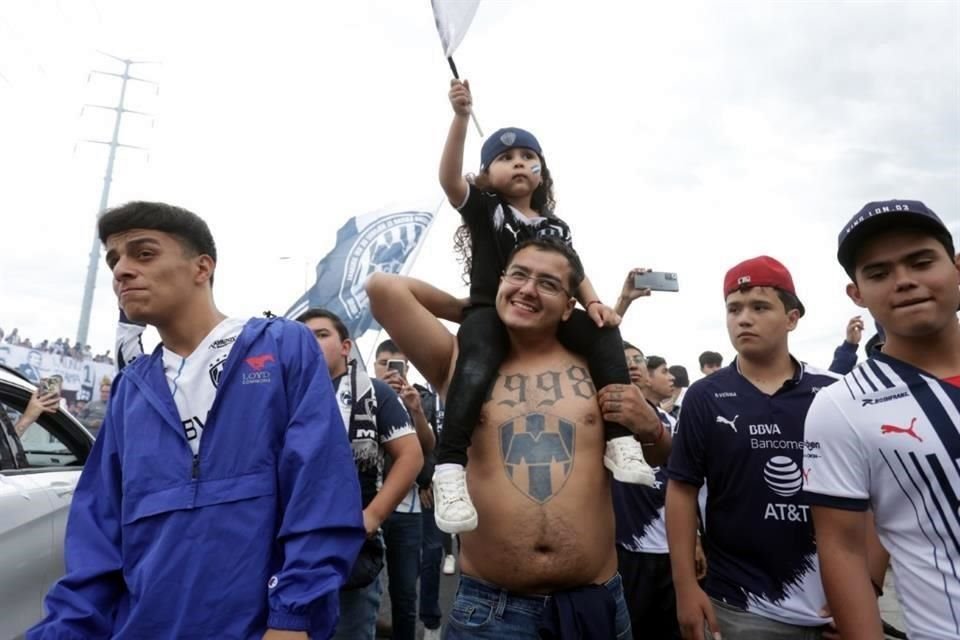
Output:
top-left (431, 0), bottom-right (481, 58)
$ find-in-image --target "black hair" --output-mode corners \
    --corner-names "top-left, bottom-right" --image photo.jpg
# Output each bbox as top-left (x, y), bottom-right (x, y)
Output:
top-left (622, 340), bottom-right (642, 356)
top-left (669, 365), bottom-right (690, 388)
top-left (295, 308), bottom-right (350, 341)
top-left (98, 201), bottom-right (218, 286)
top-left (504, 237), bottom-right (585, 293)
top-left (646, 355), bottom-right (667, 373)
top-left (776, 289), bottom-right (803, 314)
top-left (454, 153), bottom-right (558, 284)
top-left (699, 351), bottom-right (723, 368)
top-left (376, 339), bottom-right (402, 357)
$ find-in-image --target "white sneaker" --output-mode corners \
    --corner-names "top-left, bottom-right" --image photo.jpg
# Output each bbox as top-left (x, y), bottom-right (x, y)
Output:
top-left (423, 627), bottom-right (442, 640)
top-left (604, 435), bottom-right (657, 486)
top-left (433, 468), bottom-right (478, 533)
top-left (442, 553), bottom-right (456, 575)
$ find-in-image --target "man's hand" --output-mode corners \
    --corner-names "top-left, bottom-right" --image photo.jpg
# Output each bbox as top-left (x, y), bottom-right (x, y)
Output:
top-left (598, 384), bottom-right (661, 440)
top-left (819, 606), bottom-right (840, 640)
top-left (398, 383), bottom-right (423, 416)
top-left (16, 389), bottom-right (60, 435)
top-left (695, 538), bottom-right (708, 581)
top-left (676, 584), bottom-right (720, 640)
top-left (419, 487), bottom-right (434, 510)
top-left (381, 370), bottom-right (405, 394)
top-left (587, 302), bottom-right (621, 328)
top-left (846, 315), bottom-right (864, 345)
top-left (262, 631), bottom-right (307, 640)
top-left (449, 79), bottom-right (472, 117)
top-left (621, 267), bottom-right (652, 302)
top-left (362, 508), bottom-right (383, 539)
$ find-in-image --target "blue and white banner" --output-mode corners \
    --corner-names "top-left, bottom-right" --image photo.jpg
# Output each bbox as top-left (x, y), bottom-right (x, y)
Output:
top-left (0, 343), bottom-right (115, 403)
top-left (284, 209), bottom-right (434, 338)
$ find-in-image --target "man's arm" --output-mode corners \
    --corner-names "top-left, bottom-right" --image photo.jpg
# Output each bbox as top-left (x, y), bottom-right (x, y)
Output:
top-left (812, 506), bottom-right (884, 639)
top-left (597, 384), bottom-right (671, 466)
top-left (666, 480), bottom-right (719, 640)
top-left (367, 434), bottom-right (422, 533)
top-left (266, 324), bottom-right (365, 637)
top-left (27, 401), bottom-right (126, 639)
top-left (366, 273), bottom-right (458, 393)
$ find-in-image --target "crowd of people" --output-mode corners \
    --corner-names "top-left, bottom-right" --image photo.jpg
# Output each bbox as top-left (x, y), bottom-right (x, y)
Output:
top-left (19, 79), bottom-right (960, 640)
top-left (1, 327), bottom-right (115, 364)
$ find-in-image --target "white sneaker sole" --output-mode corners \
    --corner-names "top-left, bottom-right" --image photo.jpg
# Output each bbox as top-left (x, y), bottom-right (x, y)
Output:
top-left (435, 509), bottom-right (478, 534)
top-left (604, 455), bottom-right (657, 487)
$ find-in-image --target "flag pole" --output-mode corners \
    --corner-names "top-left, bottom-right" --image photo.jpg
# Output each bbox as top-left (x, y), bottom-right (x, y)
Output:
top-left (447, 56), bottom-right (483, 137)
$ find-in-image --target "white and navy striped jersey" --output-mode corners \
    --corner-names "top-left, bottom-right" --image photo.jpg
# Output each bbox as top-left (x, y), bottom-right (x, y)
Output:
top-left (803, 352), bottom-right (960, 640)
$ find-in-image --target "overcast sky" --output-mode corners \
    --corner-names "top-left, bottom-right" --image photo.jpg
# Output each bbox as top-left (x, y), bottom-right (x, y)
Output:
top-left (1, 0), bottom-right (958, 379)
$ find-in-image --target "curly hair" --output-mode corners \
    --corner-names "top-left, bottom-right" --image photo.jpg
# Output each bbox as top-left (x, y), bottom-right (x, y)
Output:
top-left (454, 153), bottom-right (557, 284)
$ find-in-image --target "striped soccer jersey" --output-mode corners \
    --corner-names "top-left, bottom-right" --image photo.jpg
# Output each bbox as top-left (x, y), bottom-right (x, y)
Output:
top-left (803, 352), bottom-right (960, 640)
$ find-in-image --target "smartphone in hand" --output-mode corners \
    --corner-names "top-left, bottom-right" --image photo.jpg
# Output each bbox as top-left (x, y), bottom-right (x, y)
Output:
top-left (634, 271), bottom-right (679, 292)
top-left (387, 359), bottom-right (407, 376)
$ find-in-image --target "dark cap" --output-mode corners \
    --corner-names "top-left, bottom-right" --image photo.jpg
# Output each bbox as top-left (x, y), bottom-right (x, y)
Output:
top-left (838, 200), bottom-right (950, 273)
top-left (480, 127), bottom-right (542, 171)
top-left (724, 255), bottom-right (805, 317)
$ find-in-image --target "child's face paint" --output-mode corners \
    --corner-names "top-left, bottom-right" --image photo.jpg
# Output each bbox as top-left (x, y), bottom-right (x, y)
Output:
top-left (531, 164), bottom-right (541, 175)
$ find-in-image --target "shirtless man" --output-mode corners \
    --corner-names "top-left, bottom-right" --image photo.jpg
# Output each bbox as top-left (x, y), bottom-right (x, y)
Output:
top-left (366, 238), bottom-right (666, 639)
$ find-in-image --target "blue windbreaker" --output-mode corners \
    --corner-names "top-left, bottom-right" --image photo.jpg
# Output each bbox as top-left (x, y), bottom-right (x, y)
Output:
top-left (28, 318), bottom-right (365, 639)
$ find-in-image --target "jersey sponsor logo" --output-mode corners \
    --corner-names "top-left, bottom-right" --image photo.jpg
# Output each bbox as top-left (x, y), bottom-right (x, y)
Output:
top-left (764, 456), bottom-right (803, 497)
top-left (245, 354), bottom-right (275, 371)
top-left (763, 455), bottom-right (812, 522)
top-left (499, 413), bottom-right (574, 504)
top-left (716, 414), bottom-right (739, 432)
top-left (861, 391), bottom-right (908, 406)
top-left (749, 423), bottom-right (782, 436)
top-left (209, 336), bottom-right (237, 350)
top-left (881, 417), bottom-right (922, 442)
top-left (714, 392), bottom-right (737, 398)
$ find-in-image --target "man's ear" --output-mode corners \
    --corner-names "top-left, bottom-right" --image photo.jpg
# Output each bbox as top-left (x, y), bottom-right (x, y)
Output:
top-left (846, 281), bottom-right (867, 308)
top-left (561, 296), bottom-right (576, 322)
top-left (195, 255), bottom-right (216, 286)
top-left (340, 338), bottom-right (353, 360)
top-left (785, 308), bottom-right (801, 332)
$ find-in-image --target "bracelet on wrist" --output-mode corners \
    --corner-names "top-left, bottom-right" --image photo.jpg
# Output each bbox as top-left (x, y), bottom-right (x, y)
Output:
top-left (586, 299), bottom-right (602, 309)
top-left (637, 421), bottom-right (665, 445)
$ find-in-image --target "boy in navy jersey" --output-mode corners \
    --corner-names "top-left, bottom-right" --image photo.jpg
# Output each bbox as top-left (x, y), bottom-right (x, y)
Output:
top-left (804, 200), bottom-right (960, 640)
top-left (666, 256), bottom-right (840, 639)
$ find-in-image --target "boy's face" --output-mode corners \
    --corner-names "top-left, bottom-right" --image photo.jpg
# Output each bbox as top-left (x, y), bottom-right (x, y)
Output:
top-left (647, 363), bottom-right (675, 401)
top-left (486, 147), bottom-right (543, 201)
top-left (303, 317), bottom-right (351, 378)
top-left (624, 348), bottom-right (649, 388)
top-left (105, 229), bottom-right (212, 326)
top-left (848, 229), bottom-right (960, 340)
top-left (725, 286), bottom-right (799, 359)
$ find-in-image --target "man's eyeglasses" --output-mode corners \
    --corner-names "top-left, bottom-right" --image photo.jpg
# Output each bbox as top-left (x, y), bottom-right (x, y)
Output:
top-left (503, 269), bottom-right (571, 297)
top-left (627, 354), bottom-right (647, 366)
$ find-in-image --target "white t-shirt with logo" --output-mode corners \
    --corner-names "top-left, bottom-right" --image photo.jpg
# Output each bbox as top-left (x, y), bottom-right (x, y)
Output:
top-left (803, 353), bottom-right (960, 640)
top-left (163, 317), bottom-right (247, 455)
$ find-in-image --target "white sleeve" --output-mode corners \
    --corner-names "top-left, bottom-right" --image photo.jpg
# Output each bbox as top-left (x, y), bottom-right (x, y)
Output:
top-left (802, 389), bottom-right (871, 510)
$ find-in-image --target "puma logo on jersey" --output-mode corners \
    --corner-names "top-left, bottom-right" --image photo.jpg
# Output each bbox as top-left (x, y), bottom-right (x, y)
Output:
top-left (245, 354), bottom-right (275, 371)
top-left (716, 415), bottom-right (739, 433)
top-left (881, 417), bottom-right (922, 442)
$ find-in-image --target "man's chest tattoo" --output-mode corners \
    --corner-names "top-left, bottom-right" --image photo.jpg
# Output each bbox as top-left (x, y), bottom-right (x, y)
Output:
top-left (488, 365), bottom-right (596, 407)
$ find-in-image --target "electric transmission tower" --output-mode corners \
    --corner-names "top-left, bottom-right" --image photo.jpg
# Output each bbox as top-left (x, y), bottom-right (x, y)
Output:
top-left (75, 52), bottom-right (157, 348)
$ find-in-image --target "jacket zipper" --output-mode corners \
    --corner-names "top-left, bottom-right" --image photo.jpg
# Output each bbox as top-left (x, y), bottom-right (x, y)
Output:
top-left (192, 454), bottom-right (200, 480)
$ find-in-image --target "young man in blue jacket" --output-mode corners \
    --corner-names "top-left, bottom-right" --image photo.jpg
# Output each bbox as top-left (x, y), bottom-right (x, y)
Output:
top-left (28, 201), bottom-right (365, 640)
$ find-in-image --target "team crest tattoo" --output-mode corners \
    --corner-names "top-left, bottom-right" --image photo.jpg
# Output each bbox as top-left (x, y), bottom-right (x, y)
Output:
top-left (499, 413), bottom-right (575, 504)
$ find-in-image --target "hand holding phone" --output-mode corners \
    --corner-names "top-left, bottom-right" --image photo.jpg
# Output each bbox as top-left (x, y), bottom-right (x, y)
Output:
top-left (39, 375), bottom-right (63, 398)
top-left (634, 271), bottom-right (679, 293)
top-left (387, 359), bottom-right (407, 376)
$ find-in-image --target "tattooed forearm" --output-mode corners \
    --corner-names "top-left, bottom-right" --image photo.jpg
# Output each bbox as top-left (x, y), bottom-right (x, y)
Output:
top-left (495, 366), bottom-right (596, 407)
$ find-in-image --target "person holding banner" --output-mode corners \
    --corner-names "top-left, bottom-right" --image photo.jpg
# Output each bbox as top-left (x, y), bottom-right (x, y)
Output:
top-left (431, 79), bottom-right (657, 535)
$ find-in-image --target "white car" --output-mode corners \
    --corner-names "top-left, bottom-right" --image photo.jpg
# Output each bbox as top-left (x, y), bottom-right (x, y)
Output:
top-left (0, 365), bottom-right (94, 640)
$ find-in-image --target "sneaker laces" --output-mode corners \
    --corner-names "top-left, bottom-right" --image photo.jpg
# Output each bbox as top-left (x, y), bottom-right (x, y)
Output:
top-left (613, 438), bottom-right (648, 466)
top-left (435, 472), bottom-right (471, 508)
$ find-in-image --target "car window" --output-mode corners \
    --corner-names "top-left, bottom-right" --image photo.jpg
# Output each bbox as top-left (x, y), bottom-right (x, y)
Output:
top-left (2, 400), bottom-right (81, 469)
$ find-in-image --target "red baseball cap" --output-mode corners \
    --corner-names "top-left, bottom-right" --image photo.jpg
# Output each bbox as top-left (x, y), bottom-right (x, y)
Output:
top-left (723, 256), bottom-right (805, 317)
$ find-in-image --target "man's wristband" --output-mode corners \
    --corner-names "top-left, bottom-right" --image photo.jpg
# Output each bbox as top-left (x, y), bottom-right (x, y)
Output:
top-left (637, 421), bottom-right (665, 445)
top-left (586, 300), bottom-right (602, 309)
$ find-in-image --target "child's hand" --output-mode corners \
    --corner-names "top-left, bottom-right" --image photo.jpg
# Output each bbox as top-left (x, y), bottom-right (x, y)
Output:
top-left (449, 79), bottom-right (472, 117)
top-left (588, 302), bottom-right (621, 328)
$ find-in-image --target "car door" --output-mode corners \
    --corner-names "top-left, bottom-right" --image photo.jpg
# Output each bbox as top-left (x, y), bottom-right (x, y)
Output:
top-left (0, 386), bottom-right (90, 640)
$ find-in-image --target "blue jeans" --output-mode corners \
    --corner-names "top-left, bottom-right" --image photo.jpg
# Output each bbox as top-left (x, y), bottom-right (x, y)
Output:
top-left (420, 507), bottom-right (444, 630)
top-left (383, 511), bottom-right (422, 640)
top-left (331, 573), bottom-right (382, 640)
top-left (443, 573), bottom-right (632, 639)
